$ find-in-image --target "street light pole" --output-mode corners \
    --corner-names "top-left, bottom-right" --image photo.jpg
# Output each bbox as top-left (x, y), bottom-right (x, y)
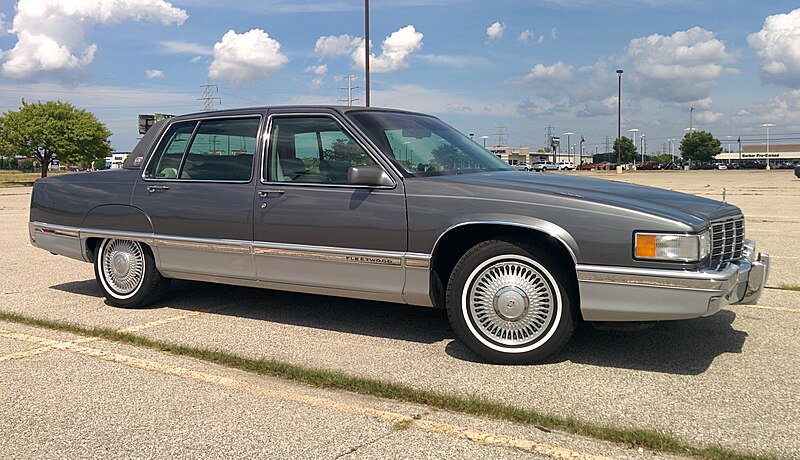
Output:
top-left (761, 123), bottom-right (774, 170)
top-left (616, 69), bottom-right (623, 174)
top-left (564, 132), bottom-right (574, 165)
top-left (737, 136), bottom-right (742, 163)
top-left (480, 135), bottom-right (489, 149)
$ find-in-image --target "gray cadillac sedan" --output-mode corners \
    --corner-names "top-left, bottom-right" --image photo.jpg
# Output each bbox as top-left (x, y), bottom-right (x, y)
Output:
top-left (29, 106), bottom-right (770, 363)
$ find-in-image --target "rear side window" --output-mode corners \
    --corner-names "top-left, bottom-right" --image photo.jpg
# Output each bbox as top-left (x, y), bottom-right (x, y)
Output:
top-left (145, 117), bottom-right (260, 181)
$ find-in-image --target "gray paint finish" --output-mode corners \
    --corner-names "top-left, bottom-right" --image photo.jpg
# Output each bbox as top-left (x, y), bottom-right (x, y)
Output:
top-left (28, 105), bottom-right (768, 321)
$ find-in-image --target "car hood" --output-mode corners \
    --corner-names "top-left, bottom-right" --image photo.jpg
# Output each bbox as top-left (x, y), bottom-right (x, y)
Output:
top-left (420, 170), bottom-right (741, 226)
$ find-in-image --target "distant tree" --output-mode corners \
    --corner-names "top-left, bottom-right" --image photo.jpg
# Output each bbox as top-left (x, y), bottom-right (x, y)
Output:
top-left (537, 147), bottom-right (551, 153)
top-left (611, 136), bottom-right (637, 163)
top-left (680, 131), bottom-right (721, 162)
top-left (0, 100), bottom-right (112, 177)
top-left (430, 143), bottom-right (474, 170)
top-left (649, 154), bottom-right (675, 164)
top-left (327, 138), bottom-right (370, 166)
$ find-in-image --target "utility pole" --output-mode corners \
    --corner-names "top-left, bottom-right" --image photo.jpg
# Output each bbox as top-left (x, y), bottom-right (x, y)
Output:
top-left (689, 107), bottom-right (694, 132)
top-left (338, 75), bottom-right (361, 106)
top-left (364, 0), bottom-right (370, 107)
top-left (198, 81), bottom-right (221, 111)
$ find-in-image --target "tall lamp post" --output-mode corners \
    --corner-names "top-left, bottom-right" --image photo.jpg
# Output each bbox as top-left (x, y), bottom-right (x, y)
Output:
top-left (480, 135), bottom-right (489, 149)
top-left (564, 132), bottom-right (574, 165)
top-left (579, 136), bottom-right (585, 164)
top-left (616, 69), bottom-right (623, 174)
top-left (761, 123), bottom-right (774, 170)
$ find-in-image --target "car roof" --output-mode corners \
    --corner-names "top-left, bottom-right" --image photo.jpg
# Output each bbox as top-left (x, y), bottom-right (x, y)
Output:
top-left (170, 105), bottom-right (429, 121)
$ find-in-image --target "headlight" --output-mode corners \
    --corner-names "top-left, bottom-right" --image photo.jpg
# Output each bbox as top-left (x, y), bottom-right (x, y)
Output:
top-left (634, 231), bottom-right (710, 262)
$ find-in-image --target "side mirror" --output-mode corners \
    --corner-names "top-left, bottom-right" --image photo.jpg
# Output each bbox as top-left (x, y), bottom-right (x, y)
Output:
top-left (347, 165), bottom-right (394, 187)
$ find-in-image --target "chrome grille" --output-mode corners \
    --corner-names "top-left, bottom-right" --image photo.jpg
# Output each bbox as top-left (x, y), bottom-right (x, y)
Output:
top-left (710, 217), bottom-right (744, 266)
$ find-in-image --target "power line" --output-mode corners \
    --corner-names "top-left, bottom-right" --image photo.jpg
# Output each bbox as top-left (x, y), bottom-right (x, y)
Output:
top-left (495, 124), bottom-right (508, 147)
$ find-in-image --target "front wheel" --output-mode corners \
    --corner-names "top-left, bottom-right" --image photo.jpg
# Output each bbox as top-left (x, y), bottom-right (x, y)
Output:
top-left (446, 240), bottom-right (576, 364)
top-left (94, 238), bottom-right (170, 307)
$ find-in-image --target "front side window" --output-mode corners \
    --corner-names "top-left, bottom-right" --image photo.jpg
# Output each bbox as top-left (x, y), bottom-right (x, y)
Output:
top-left (349, 111), bottom-right (512, 176)
top-left (145, 117), bottom-right (260, 181)
top-left (267, 116), bottom-right (376, 184)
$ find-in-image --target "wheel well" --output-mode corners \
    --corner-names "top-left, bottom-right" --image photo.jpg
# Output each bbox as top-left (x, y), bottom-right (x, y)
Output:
top-left (85, 237), bottom-right (155, 264)
top-left (85, 237), bottom-right (102, 262)
top-left (429, 224), bottom-right (577, 309)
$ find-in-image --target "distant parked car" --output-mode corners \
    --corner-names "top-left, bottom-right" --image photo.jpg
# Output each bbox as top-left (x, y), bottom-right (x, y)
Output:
top-left (716, 163), bottom-right (728, 170)
top-left (532, 161), bottom-right (558, 171)
top-left (595, 161), bottom-right (612, 170)
top-left (795, 165), bottom-right (800, 178)
top-left (576, 163), bottom-right (595, 171)
top-left (640, 162), bottom-right (660, 170)
top-left (557, 161), bottom-right (576, 171)
top-left (743, 161), bottom-right (768, 169)
top-left (514, 163), bottom-right (532, 171)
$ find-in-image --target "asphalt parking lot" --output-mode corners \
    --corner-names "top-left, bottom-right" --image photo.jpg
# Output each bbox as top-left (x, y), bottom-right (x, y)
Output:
top-left (1, 169), bottom-right (798, 458)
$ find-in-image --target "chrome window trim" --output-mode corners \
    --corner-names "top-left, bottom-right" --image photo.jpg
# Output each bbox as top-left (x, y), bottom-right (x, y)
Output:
top-left (140, 113), bottom-right (265, 184)
top-left (259, 111), bottom-right (397, 190)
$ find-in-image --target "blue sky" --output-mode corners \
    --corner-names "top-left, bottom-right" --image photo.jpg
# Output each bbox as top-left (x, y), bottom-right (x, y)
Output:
top-left (1, 0), bottom-right (800, 154)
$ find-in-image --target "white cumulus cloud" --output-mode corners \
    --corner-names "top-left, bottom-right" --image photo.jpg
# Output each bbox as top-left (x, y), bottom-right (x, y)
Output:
top-left (518, 30), bottom-right (533, 44)
top-left (208, 29), bottom-right (289, 85)
top-left (2, 0), bottom-right (187, 79)
top-left (748, 8), bottom-right (800, 87)
top-left (353, 25), bottom-right (423, 73)
top-left (521, 61), bottom-right (574, 84)
top-left (486, 21), bottom-right (505, 45)
top-left (625, 27), bottom-right (737, 106)
top-left (314, 34), bottom-right (362, 57)
top-left (146, 69), bottom-right (165, 79)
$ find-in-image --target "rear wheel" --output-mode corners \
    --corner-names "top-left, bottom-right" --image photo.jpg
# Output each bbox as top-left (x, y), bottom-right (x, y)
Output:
top-left (94, 238), bottom-right (170, 307)
top-left (446, 240), bottom-right (576, 364)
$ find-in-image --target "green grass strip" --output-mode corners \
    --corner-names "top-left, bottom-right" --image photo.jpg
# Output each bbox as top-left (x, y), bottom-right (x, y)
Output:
top-left (779, 283), bottom-right (800, 292)
top-left (0, 310), bottom-right (779, 460)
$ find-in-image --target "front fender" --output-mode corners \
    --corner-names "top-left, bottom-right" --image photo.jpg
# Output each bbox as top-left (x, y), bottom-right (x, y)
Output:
top-left (431, 213), bottom-right (580, 263)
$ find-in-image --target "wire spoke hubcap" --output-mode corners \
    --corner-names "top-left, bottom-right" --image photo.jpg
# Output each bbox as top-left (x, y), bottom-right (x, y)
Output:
top-left (102, 240), bottom-right (144, 295)
top-left (468, 260), bottom-right (556, 347)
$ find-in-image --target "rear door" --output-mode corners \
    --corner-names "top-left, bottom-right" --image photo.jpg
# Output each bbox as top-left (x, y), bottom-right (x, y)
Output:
top-left (132, 113), bottom-right (264, 280)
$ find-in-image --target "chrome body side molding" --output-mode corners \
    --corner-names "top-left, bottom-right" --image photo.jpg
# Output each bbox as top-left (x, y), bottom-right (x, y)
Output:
top-left (28, 222), bottom-right (434, 307)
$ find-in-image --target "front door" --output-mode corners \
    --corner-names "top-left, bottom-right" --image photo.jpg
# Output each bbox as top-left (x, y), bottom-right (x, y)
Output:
top-left (253, 112), bottom-right (407, 300)
top-left (132, 114), bottom-right (263, 280)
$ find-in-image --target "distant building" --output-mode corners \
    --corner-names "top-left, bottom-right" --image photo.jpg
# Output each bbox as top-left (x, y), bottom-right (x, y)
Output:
top-left (717, 144), bottom-right (800, 162)
top-left (489, 146), bottom-right (547, 165)
top-left (104, 152), bottom-right (130, 169)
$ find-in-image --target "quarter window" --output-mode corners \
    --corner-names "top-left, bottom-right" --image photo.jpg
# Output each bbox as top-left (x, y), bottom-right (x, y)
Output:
top-left (145, 117), bottom-right (260, 181)
top-left (267, 117), bottom-right (376, 184)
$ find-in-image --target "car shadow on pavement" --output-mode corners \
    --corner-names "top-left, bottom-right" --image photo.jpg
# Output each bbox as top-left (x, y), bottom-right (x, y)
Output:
top-left (52, 279), bottom-right (747, 374)
top-left (445, 311), bottom-right (748, 375)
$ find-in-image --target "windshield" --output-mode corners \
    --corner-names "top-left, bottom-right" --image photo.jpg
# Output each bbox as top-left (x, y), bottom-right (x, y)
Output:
top-left (349, 111), bottom-right (512, 176)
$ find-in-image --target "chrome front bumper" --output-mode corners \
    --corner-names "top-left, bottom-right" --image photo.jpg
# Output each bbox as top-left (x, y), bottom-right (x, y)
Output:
top-left (576, 239), bottom-right (770, 322)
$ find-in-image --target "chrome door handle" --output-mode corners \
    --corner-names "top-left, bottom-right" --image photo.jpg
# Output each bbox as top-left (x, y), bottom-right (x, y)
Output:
top-left (147, 185), bottom-right (170, 193)
top-left (258, 190), bottom-right (285, 198)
